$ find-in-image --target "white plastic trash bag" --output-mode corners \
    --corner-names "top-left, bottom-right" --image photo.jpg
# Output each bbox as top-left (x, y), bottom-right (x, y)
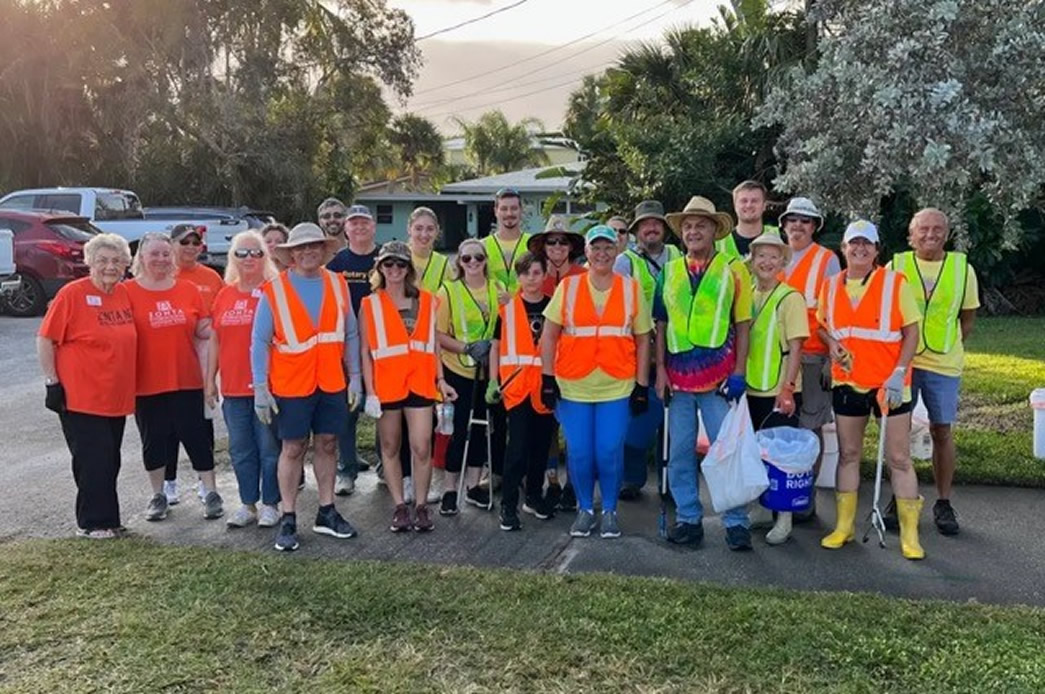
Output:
top-left (757, 427), bottom-right (820, 474)
top-left (702, 396), bottom-right (769, 512)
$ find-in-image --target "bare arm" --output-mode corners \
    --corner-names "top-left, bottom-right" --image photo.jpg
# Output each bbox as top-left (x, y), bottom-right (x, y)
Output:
top-left (489, 338), bottom-right (500, 378)
top-left (205, 331), bottom-right (220, 407)
top-left (360, 311), bottom-right (375, 397)
top-left (783, 338), bottom-right (803, 389)
top-left (634, 331), bottom-right (650, 387)
top-left (36, 337), bottom-right (58, 382)
top-left (959, 308), bottom-right (976, 341)
top-left (732, 319), bottom-right (751, 376)
top-left (896, 322), bottom-right (919, 372)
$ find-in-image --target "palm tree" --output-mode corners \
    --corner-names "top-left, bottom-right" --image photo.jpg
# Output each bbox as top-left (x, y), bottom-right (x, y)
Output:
top-left (451, 110), bottom-right (549, 175)
top-left (388, 113), bottom-right (445, 187)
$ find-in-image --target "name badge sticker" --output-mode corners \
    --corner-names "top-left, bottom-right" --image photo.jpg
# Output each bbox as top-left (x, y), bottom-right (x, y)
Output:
top-left (86, 295), bottom-right (102, 306)
top-left (251, 289), bottom-right (263, 298)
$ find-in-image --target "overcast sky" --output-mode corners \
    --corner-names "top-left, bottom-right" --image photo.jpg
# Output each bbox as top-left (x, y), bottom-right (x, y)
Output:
top-left (386, 0), bottom-right (720, 133)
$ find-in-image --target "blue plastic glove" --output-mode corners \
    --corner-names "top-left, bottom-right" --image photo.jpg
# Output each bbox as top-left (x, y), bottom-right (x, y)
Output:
top-left (719, 373), bottom-right (747, 402)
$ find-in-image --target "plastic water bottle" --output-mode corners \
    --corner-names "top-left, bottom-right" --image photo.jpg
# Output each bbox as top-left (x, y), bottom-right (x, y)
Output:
top-left (438, 403), bottom-right (455, 436)
top-left (1031, 389), bottom-right (1045, 459)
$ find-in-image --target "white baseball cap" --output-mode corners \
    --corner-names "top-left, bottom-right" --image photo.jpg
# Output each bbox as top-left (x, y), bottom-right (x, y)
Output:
top-left (843, 220), bottom-right (879, 244)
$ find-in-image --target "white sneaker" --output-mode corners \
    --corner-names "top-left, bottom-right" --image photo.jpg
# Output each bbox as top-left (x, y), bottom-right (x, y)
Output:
top-left (196, 479), bottom-right (207, 502)
top-left (403, 477), bottom-right (415, 504)
top-left (226, 505), bottom-right (257, 528)
top-left (163, 480), bottom-right (180, 505)
top-left (427, 469), bottom-right (444, 504)
top-left (257, 504), bottom-right (280, 528)
top-left (335, 476), bottom-right (356, 496)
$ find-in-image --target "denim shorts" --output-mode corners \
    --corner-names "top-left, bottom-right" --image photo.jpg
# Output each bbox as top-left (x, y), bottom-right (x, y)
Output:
top-left (274, 389), bottom-right (348, 441)
top-left (912, 368), bottom-right (960, 425)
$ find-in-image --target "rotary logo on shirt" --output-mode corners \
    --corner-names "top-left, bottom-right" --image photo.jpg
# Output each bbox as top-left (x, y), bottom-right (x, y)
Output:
top-left (219, 299), bottom-right (255, 326)
top-left (148, 300), bottom-right (188, 328)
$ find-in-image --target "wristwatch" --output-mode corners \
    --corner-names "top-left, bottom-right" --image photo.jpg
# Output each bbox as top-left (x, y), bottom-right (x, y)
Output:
top-left (45, 377), bottom-right (60, 386)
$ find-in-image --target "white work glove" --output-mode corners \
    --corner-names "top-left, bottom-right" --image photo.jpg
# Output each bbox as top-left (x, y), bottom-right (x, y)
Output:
top-left (253, 383), bottom-right (279, 425)
top-left (364, 395), bottom-right (382, 419)
top-left (883, 368), bottom-right (906, 410)
top-left (347, 374), bottom-right (363, 412)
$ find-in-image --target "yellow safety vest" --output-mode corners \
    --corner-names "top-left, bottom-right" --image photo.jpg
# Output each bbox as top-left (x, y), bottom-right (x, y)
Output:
top-left (483, 233), bottom-right (531, 293)
top-left (662, 253), bottom-right (735, 353)
top-left (892, 251), bottom-right (968, 355)
top-left (443, 279), bottom-right (499, 369)
top-left (746, 283), bottom-right (797, 391)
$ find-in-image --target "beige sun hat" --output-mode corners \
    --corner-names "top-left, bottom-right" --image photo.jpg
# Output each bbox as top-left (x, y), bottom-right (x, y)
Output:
top-left (273, 222), bottom-right (341, 267)
top-left (666, 196), bottom-right (734, 240)
top-left (527, 214), bottom-right (585, 259)
top-left (748, 230), bottom-right (793, 264)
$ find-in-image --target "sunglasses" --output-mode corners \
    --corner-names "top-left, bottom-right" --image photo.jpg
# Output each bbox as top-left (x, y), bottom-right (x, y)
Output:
top-left (234, 248), bottom-right (265, 259)
top-left (460, 254), bottom-right (486, 264)
top-left (544, 237), bottom-right (571, 247)
top-left (319, 212), bottom-right (345, 220)
top-left (178, 238), bottom-right (202, 247)
top-left (788, 215), bottom-right (816, 225)
top-left (380, 259), bottom-right (410, 269)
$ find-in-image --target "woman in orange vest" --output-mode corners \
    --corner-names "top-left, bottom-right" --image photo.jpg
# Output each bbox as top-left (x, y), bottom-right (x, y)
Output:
top-left (486, 251), bottom-right (556, 531)
top-left (817, 221), bottom-right (925, 559)
top-left (360, 241), bottom-right (457, 533)
top-left (540, 226), bottom-right (651, 539)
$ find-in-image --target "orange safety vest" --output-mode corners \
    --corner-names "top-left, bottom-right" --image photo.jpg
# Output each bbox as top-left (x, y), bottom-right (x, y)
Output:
top-left (264, 269), bottom-right (348, 398)
top-left (784, 243), bottom-right (833, 356)
top-left (360, 289), bottom-right (438, 403)
top-left (498, 294), bottom-right (551, 414)
top-left (554, 273), bottom-right (638, 381)
top-left (822, 267), bottom-right (911, 390)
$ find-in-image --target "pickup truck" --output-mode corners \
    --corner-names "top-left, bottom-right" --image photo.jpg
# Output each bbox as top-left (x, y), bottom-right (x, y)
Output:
top-left (0, 187), bottom-right (247, 265)
top-left (0, 227), bottom-right (20, 300)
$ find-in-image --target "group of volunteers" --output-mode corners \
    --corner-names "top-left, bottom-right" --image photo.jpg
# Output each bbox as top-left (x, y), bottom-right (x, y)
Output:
top-left (38, 181), bottom-right (979, 561)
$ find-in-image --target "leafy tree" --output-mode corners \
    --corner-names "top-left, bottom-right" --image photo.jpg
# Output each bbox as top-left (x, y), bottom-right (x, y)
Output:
top-left (387, 113), bottom-right (446, 187)
top-left (756, 0), bottom-right (1045, 249)
top-left (451, 110), bottom-right (550, 176)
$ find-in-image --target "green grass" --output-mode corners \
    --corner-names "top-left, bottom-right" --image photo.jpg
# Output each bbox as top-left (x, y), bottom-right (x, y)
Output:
top-left (1, 539), bottom-right (1044, 693)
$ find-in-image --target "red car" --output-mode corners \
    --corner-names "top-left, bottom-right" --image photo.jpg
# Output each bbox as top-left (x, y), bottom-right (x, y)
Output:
top-left (0, 210), bottom-right (96, 317)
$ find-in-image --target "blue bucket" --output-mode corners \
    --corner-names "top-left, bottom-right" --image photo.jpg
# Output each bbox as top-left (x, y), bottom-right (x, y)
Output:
top-left (759, 461), bottom-right (813, 512)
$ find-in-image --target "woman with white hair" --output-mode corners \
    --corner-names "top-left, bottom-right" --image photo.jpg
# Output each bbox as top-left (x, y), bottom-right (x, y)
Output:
top-left (206, 231), bottom-right (282, 528)
top-left (37, 233), bottom-right (136, 538)
top-left (125, 231), bottom-right (223, 523)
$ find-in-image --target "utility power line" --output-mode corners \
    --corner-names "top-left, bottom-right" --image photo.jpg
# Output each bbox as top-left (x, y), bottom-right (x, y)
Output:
top-left (416, 0), bottom-right (531, 42)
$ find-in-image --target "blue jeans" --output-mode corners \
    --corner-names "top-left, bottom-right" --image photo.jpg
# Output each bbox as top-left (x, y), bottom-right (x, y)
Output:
top-left (337, 408), bottom-right (361, 481)
top-left (667, 390), bottom-right (749, 529)
top-left (222, 396), bottom-right (280, 506)
top-left (623, 385), bottom-right (664, 487)
top-left (556, 397), bottom-right (629, 513)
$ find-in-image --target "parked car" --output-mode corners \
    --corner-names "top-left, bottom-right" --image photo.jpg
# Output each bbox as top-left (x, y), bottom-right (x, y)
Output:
top-left (144, 206), bottom-right (277, 261)
top-left (0, 210), bottom-right (96, 316)
top-left (0, 187), bottom-right (248, 265)
top-left (0, 226), bottom-right (20, 300)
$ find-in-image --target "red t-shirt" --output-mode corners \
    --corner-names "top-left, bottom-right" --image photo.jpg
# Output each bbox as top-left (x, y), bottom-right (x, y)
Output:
top-left (212, 284), bottom-right (261, 397)
top-left (125, 279), bottom-right (208, 396)
top-left (541, 263), bottom-right (587, 297)
top-left (176, 263), bottom-right (224, 312)
top-left (38, 278), bottom-right (137, 416)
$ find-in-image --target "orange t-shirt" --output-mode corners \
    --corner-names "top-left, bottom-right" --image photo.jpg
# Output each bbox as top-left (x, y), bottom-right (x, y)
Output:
top-left (212, 284), bottom-right (261, 397)
top-left (176, 263), bottom-right (224, 312)
top-left (38, 278), bottom-right (138, 416)
top-left (125, 279), bottom-right (208, 396)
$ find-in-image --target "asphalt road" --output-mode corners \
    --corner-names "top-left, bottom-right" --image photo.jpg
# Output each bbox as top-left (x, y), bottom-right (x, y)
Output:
top-left (2, 314), bottom-right (1043, 607)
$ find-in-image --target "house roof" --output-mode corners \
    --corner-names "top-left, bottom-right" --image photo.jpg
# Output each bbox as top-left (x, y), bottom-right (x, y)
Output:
top-left (353, 192), bottom-right (490, 203)
top-left (441, 165), bottom-right (583, 195)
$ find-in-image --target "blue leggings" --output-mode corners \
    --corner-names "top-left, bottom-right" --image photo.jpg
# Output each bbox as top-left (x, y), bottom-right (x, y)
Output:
top-left (556, 397), bottom-right (629, 513)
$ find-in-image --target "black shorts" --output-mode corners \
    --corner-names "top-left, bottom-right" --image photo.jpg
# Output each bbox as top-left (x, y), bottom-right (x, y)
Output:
top-left (383, 392), bottom-right (436, 411)
top-left (747, 393), bottom-right (803, 432)
top-left (832, 385), bottom-right (912, 418)
top-left (135, 389), bottom-right (215, 472)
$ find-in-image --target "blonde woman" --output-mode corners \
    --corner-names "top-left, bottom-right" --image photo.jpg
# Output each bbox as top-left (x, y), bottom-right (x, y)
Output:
top-left (408, 207), bottom-right (451, 293)
top-left (206, 231), bottom-right (281, 528)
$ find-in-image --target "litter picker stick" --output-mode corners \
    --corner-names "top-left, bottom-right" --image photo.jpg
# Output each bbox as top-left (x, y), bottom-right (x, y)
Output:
top-left (456, 362), bottom-right (495, 511)
top-left (862, 394), bottom-right (889, 548)
top-left (658, 395), bottom-right (671, 539)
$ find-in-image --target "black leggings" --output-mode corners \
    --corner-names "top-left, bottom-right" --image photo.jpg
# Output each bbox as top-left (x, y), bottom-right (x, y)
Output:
top-left (60, 411), bottom-right (126, 531)
top-left (444, 369), bottom-right (506, 475)
top-left (502, 400), bottom-right (556, 509)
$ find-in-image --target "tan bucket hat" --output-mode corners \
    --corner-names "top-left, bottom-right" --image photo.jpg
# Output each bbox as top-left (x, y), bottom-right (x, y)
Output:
top-left (748, 230), bottom-right (793, 264)
top-left (527, 214), bottom-right (584, 259)
top-left (666, 196), bottom-right (734, 240)
top-left (273, 222), bottom-right (341, 267)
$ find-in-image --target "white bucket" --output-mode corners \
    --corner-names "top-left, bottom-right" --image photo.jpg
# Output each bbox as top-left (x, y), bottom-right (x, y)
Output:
top-left (816, 422), bottom-right (839, 488)
top-left (1031, 389), bottom-right (1045, 460)
top-left (910, 397), bottom-right (933, 460)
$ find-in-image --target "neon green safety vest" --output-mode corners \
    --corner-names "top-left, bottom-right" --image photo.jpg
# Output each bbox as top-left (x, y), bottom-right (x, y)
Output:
top-left (715, 224), bottom-right (780, 262)
top-left (482, 233), bottom-right (531, 293)
top-left (662, 253), bottom-right (736, 353)
top-left (418, 252), bottom-right (448, 293)
top-left (892, 250), bottom-right (969, 355)
top-left (443, 278), bottom-right (499, 368)
top-left (623, 245), bottom-right (681, 311)
top-left (746, 283), bottom-right (797, 391)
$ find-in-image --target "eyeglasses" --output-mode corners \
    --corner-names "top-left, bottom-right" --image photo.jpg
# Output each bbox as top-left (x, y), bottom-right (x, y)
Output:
top-left (787, 215), bottom-right (816, 225)
top-left (234, 248), bottom-right (265, 259)
top-left (544, 238), bottom-right (571, 247)
top-left (178, 238), bottom-right (202, 247)
top-left (460, 254), bottom-right (486, 264)
top-left (380, 259), bottom-right (409, 269)
top-left (319, 212), bottom-right (345, 220)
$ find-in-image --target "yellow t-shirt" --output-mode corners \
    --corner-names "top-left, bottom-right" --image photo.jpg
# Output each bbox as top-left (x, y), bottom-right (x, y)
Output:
top-left (544, 275), bottom-right (652, 402)
top-left (816, 273), bottom-right (921, 395)
top-left (886, 259), bottom-right (980, 377)
top-left (436, 281), bottom-right (500, 379)
top-left (749, 287), bottom-right (809, 398)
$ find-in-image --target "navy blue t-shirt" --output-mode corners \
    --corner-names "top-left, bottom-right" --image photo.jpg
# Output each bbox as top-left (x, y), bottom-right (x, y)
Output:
top-left (328, 247), bottom-right (379, 316)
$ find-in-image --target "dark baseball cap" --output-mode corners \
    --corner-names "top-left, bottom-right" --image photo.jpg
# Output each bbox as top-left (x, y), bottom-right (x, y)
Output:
top-left (170, 224), bottom-right (205, 242)
top-left (346, 204), bottom-right (373, 220)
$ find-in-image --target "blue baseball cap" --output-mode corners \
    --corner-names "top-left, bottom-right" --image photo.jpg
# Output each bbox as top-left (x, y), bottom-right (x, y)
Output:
top-left (585, 225), bottom-right (618, 246)
top-left (346, 204), bottom-right (372, 220)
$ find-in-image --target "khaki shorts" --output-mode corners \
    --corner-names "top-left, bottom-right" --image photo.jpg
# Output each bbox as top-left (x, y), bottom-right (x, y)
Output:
top-left (799, 355), bottom-right (834, 429)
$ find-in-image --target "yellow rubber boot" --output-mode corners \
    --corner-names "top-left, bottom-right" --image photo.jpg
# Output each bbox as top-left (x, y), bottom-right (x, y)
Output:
top-left (821, 491), bottom-right (858, 549)
top-left (897, 496), bottom-right (926, 560)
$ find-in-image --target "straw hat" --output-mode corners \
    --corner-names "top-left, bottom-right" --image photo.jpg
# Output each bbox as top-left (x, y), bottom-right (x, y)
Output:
top-left (527, 214), bottom-right (585, 259)
top-left (778, 197), bottom-right (825, 231)
top-left (273, 222), bottom-right (341, 267)
top-left (748, 231), bottom-right (793, 265)
top-left (666, 196), bottom-right (733, 240)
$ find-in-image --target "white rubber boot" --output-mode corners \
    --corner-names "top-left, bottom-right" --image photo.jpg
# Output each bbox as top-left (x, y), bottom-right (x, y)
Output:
top-left (766, 511), bottom-right (792, 545)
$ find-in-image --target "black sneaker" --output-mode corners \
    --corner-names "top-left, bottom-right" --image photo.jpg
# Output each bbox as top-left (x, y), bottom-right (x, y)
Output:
top-left (465, 485), bottom-right (491, 509)
top-left (933, 499), bottom-right (960, 536)
top-left (499, 505), bottom-right (522, 531)
top-left (274, 516), bottom-right (299, 552)
top-left (439, 490), bottom-right (459, 516)
top-left (313, 506), bottom-right (357, 539)
top-left (618, 484), bottom-right (642, 501)
top-left (883, 495), bottom-right (899, 532)
top-left (522, 495), bottom-right (555, 520)
top-left (558, 483), bottom-right (578, 512)
top-left (667, 521), bottom-right (704, 546)
top-left (544, 481), bottom-right (562, 509)
top-left (725, 525), bottom-right (753, 552)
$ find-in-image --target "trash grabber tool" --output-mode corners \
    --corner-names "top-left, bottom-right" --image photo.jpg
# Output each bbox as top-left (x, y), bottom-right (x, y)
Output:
top-left (658, 392), bottom-right (671, 539)
top-left (862, 392), bottom-right (889, 548)
top-left (456, 362), bottom-right (495, 511)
